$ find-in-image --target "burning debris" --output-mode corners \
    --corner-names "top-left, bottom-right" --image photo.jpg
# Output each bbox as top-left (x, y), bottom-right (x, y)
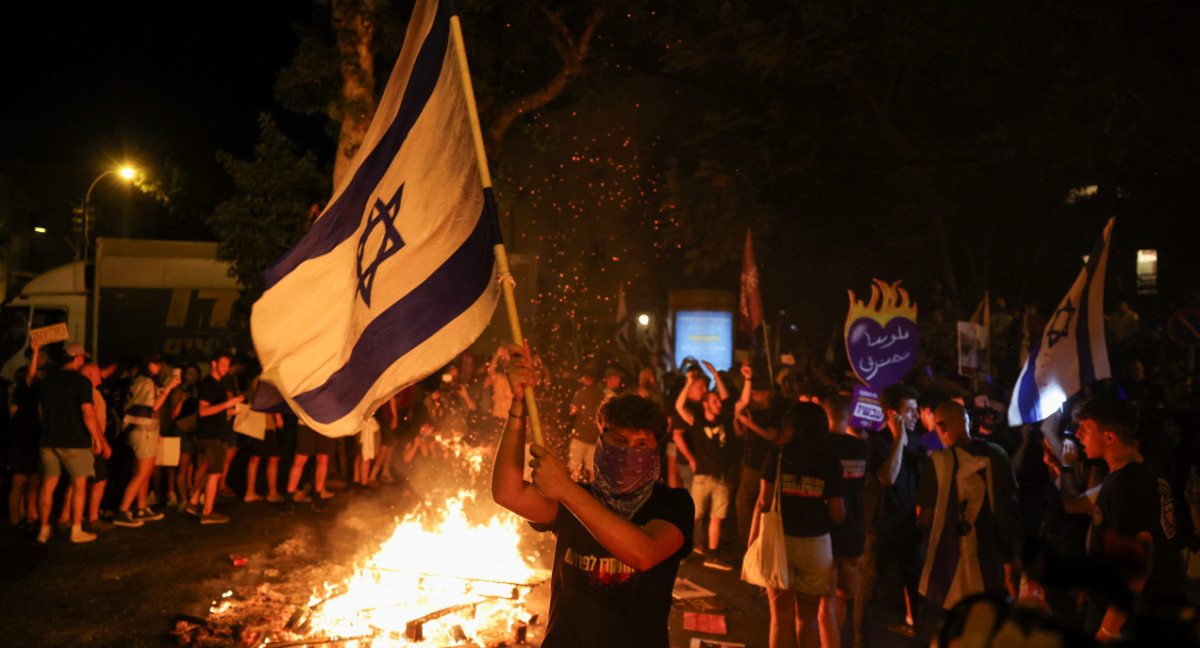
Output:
top-left (174, 432), bottom-right (551, 648)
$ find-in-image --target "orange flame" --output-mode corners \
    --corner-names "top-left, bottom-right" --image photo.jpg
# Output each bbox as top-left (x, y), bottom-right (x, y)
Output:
top-left (845, 279), bottom-right (918, 335)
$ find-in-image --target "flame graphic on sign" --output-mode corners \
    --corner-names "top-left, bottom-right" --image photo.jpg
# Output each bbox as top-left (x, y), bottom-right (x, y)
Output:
top-left (845, 279), bottom-right (918, 335)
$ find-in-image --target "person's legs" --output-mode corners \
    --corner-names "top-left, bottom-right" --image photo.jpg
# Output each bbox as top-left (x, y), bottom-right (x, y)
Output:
top-left (797, 593), bottom-right (822, 648)
top-left (37, 474), bottom-right (59, 540)
top-left (820, 596), bottom-right (840, 648)
top-left (707, 480), bottom-right (731, 551)
top-left (315, 453), bottom-right (330, 496)
top-left (68, 475), bottom-right (97, 542)
top-left (23, 472), bottom-right (41, 524)
top-left (118, 457), bottom-right (156, 512)
top-left (244, 455), bottom-right (262, 501)
top-left (8, 473), bottom-right (29, 526)
top-left (854, 534), bottom-right (879, 648)
top-left (768, 587), bottom-right (798, 648)
top-left (58, 483), bottom-right (74, 525)
top-left (201, 473), bottom-right (220, 515)
top-left (218, 443), bottom-right (237, 495)
top-left (88, 480), bottom-right (106, 523)
top-left (265, 456), bottom-right (281, 500)
top-left (176, 453), bottom-right (193, 507)
top-left (288, 454), bottom-right (309, 499)
top-left (736, 463), bottom-right (760, 547)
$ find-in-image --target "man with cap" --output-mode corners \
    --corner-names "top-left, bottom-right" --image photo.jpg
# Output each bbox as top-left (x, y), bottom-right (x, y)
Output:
top-left (36, 343), bottom-right (104, 543)
top-left (113, 353), bottom-right (180, 527)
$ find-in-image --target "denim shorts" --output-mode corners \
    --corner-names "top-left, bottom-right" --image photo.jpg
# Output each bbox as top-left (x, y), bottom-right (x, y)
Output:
top-left (690, 474), bottom-right (731, 519)
top-left (128, 426), bottom-right (160, 460)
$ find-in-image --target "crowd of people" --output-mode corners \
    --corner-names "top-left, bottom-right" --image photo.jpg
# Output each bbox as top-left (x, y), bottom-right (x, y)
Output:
top-left (3, 295), bottom-right (1200, 648)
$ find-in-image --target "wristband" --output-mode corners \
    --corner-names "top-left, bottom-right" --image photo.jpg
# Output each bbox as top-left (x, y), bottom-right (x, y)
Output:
top-left (1098, 626), bottom-right (1119, 639)
top-left (1060, 465), bottom-right (1073, 472)
top-left (509, 411), bottom-right (525, 420)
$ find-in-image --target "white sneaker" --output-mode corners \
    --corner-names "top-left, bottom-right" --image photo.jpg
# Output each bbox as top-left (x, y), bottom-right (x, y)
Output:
top-left (36, 525), bottom-right (51, 544)
top-left (70, 528), bottom-right (98, 544)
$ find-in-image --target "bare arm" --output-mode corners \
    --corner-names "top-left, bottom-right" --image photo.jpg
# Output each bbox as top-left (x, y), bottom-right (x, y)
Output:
top-left (877, 416), bottom-right (907, 485)
top-left (703, 361), bottom-right (730, 401)
top-left (749, 478), bottom-right (773, 547)
top-left (828, 497), bottom-right (846, 525)
top-left (81, 402), bottom-right (102, 454)
top-left (25, 343), bottom-right (39, 387)
top-left (490, 346), bottom-right (557, 524)
top-left (674, 378), bottom-right (696, 427)
top-left (673, 428), bottom-right (697, 471)
top-left (198, 395), bottom-right (243, 418)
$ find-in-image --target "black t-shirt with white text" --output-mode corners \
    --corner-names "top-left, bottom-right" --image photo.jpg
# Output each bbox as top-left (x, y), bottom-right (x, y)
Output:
top-left (1088, 460), bottom-right (1184, 605)
top-left (535, 485), bottom-right (694, 648)
top-left (686, 410), bottom-right (739, 479)
top-left (762, 440), bottom-right (844, 538)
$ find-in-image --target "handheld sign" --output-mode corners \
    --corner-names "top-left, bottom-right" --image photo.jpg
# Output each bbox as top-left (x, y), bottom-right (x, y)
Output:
top-left (849, 385), bottom-right (885, 430)
top-left (845, 279), bottom-right (919, 390)
top-left (30, 323), bottom-right (69, 348)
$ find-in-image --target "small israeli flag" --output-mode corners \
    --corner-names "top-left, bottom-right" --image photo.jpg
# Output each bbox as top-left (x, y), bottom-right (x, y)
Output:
top-left (1007, 218), bottom-right (1113, 425)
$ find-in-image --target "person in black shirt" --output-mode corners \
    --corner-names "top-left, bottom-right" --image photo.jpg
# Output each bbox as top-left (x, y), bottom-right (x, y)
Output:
top-left (492, 346), bottom-right (693, 648)
top-left (1070, 397), bottom-right (1184, 641)
top-left (855, 384), bottom-right (924, 646)
top-left (754, 402), bottom-right (845, 648)
top-left (733, 363), bottom-right (780, 549)
top-left (821, 393), bottom-right (870, 648)
top-left (675, 364), bottom-right (740, 564)
top-left (185, 352), bottom-right (242, 523)
top-left (36, 343), bottom-right (103, 544)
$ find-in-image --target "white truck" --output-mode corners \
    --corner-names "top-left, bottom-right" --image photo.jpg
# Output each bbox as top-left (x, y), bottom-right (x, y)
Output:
top-left (1, 237), bottom-right (242, 379)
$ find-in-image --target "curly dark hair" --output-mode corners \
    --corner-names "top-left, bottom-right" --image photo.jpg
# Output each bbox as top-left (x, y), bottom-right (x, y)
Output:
top-left (597, 394), bottom-right (669, 442)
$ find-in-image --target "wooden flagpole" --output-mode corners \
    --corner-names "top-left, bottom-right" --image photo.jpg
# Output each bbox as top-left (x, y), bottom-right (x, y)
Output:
top-left (449, 13), bottom-right (545, 448)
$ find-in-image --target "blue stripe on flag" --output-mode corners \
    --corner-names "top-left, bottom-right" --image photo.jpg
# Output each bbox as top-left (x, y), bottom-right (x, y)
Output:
top-left (293, 189), bottom-right (500, 424)
top-left (263, 0), bottom-right (453, 290)
top-left (1015, 333), bottom-right (1044, 422)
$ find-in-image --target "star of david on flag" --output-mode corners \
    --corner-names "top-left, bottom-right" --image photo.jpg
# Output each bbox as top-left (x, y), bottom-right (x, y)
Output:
top-left (1007, 218), bottom-right (1113, 425)
top-left (251, 0), bottom-right (502, 437)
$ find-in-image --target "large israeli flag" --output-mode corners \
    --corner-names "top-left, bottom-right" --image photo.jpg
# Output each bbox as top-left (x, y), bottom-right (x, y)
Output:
top-left (251, 0), bottom-right (501, 437)
top-left (1007, 218), bottom-right (1113, 425)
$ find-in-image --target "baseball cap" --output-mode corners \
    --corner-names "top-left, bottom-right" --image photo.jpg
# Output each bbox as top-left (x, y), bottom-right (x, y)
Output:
top-left (64, 343), bottom-right (89, 359)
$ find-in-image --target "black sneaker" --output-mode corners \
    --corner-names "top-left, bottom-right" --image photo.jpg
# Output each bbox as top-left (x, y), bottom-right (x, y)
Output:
top-left (135, 507), bottom-right (164, 522)
top-left (112, 511), bottom-right (144, 528)
top-left (199, 512), bottom-right (230, 525)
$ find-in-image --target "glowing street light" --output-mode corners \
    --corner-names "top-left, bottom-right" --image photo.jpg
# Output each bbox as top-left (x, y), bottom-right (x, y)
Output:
top-left (81, 164), bottom-right (138, 261)
top-left (636, 313), bottom-right (651, 327)
top-left (33, 226), bottom-right (47, 234)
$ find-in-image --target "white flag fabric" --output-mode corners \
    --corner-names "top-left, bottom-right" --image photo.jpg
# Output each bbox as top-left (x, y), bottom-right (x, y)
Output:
top-left (251, 0), bottom-right (501, 437)
top-left (1007, 218), bottom-right (1113, 425)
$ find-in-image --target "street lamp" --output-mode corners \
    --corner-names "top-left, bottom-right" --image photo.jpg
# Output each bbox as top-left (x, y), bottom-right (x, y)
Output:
top-left (81, 165), bottom-right (138, 261)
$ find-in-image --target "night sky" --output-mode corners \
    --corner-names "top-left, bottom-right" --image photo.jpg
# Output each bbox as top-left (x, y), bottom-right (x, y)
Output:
top-left (3, 1), bottom-right (1198, 359)
top-left (1, 2), bottom-right (310, 250)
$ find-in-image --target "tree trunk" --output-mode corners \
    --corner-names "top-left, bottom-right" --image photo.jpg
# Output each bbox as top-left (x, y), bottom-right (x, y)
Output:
top-left (331, 0), bottom-right (378, 192)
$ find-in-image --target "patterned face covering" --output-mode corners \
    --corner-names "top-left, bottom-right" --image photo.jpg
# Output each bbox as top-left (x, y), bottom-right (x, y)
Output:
top-left (590, 438), bottom-right (660, 519)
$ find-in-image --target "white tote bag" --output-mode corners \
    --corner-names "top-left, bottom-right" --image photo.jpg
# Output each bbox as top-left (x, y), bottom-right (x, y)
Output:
top-left (741, 453), bottom-right (790, 590)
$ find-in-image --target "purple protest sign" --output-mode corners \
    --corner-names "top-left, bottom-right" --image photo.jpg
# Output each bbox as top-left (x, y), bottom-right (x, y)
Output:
top-left (849, 385), bottom-right (885, 431)
top-left (845, 280), bottom-right (919, 390)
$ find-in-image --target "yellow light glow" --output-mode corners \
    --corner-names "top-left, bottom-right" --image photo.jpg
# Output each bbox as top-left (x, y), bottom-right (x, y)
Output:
top-left (637, 313), bottom-right (651, 327)
top-left (33, 227), bottom-right (47, 234)
top-left (119, 166), bottom-right (136, 180)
